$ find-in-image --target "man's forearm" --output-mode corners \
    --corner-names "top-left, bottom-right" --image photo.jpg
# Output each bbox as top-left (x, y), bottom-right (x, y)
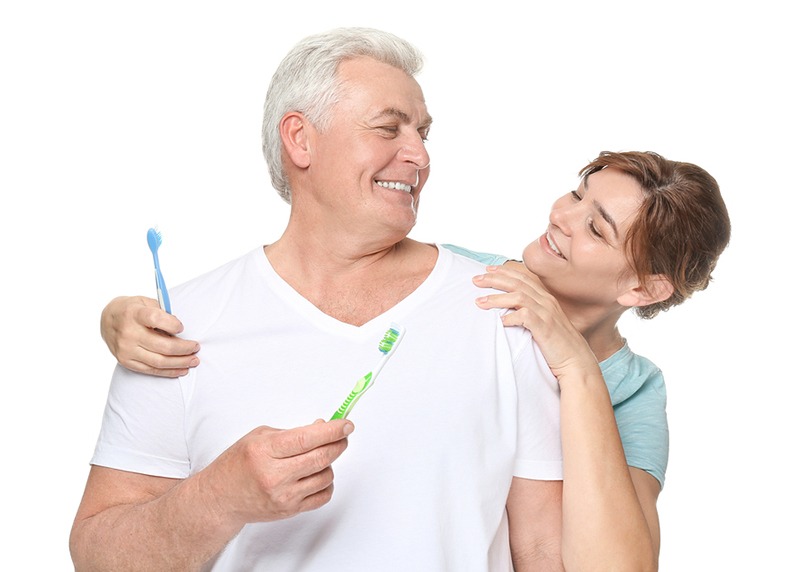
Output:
top-left (70, 470), bottom-right (243, 571)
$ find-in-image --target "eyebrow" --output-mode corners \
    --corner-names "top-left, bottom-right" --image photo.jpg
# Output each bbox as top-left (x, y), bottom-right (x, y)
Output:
top-left (584, 174), bottom-right (620, 238)
top-left (372, 107), bottom-right (433, 130)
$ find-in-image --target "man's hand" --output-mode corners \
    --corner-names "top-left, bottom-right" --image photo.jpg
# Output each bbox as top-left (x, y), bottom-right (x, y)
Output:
top-left (207, 419), bottom-right (355, 523)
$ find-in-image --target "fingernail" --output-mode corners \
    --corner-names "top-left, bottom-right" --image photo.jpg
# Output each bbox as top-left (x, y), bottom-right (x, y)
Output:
top-left (342, 422), bottom-right (354, 436)
top-left (486, 265), bottom-right (498, 271)
top-left (475, 296), bottom-right (488, 304)
top-left (473, 274), bottom-right (484, 282)
top-left (189, 356), bottom-right (200, 366)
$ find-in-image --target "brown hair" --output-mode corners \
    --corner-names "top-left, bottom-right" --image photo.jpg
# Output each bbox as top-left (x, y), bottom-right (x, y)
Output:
top-left (580, 151), bottom-right (731, 319)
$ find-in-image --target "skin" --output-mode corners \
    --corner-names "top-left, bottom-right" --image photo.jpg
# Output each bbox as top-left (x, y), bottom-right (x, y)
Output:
top-left (73, 56), bottom-right (563, 570)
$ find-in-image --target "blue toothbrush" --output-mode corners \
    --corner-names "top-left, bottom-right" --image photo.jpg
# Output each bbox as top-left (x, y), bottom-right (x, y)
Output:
top-left (147, 227), bottom-right (171, 314)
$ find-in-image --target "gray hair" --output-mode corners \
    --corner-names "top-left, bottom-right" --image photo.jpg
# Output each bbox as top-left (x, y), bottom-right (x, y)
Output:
top-left (261, 27), bottom-right (425, 203)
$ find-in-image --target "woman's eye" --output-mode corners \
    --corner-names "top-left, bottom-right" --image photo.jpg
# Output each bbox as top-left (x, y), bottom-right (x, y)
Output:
top-left (588, 220), bottom-right (602, 238)
top-left (570, 190), bottom-right (582, 201)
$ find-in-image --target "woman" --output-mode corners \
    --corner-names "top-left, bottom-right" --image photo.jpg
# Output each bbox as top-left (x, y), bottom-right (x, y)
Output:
top-left (99, 151), bottom-right (731, 570)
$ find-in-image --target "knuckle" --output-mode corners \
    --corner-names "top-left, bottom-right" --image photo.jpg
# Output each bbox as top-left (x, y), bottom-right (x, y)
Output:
top-left (310, 446), bottom-right (332, 472)
top-left (271, 428), bottom-right (303, 458)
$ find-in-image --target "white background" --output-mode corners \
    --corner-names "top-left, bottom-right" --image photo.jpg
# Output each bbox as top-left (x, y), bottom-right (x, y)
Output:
top-left (2, 1), bottom-right (797, 569)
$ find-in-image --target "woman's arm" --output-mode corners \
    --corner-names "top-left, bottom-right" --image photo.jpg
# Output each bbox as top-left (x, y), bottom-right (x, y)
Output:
top-left (101, 296), bottom-right (201, 377)
top-left (474, 264), bottom-right (659, 571)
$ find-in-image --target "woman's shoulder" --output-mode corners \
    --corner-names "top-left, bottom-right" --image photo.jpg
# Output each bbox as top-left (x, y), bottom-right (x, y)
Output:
top-left (440, 243), bottom-right (510, 266)
top-left (600, 343), bottom-right (665, 406)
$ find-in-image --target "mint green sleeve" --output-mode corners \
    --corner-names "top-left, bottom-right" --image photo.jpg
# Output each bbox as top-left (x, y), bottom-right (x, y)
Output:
top-left (441, 244), bottom-right (509, 266)
top-left (605, 357), bottom-right (669, 488)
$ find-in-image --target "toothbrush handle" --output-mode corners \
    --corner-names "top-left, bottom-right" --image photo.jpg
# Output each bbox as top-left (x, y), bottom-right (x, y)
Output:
top-left (330, 372), bottom-right (373, 420)
top-left (154, 268), bottom-right (172, 314)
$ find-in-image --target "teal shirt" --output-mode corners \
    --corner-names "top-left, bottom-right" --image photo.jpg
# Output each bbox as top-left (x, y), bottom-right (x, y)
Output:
top-left (443, 243), bottom-right (669, 487)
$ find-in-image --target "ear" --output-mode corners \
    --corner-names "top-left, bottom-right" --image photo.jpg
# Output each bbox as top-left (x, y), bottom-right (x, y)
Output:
top-left (279, 112), bottom-right (312, 169)
top-left (617, 274), bottom-right (674, 308)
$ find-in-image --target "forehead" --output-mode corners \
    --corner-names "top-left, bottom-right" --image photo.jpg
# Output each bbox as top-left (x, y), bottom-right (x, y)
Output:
top-left (583, 167), bottom-right (644, 226)
top-left (335, 57), bottom-right (430, 122)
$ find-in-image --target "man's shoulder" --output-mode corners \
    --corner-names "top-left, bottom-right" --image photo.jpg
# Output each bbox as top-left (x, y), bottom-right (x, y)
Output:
top-left (168, 247), bottom-right (264, 322)
top-left (173, 248), bottom-right (261, 293)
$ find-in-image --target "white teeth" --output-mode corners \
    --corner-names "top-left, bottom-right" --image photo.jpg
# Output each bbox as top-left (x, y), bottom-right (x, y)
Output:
top-left (546, 231), bottom-right (564, 258)
top-left (376, 180), bottom-right (412, 193)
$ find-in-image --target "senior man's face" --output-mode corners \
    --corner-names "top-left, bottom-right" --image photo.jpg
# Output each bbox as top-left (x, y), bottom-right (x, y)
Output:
top-left (308, 56), bottom-right (432, 239)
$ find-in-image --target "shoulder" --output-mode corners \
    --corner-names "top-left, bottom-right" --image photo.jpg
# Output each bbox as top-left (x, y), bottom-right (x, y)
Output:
top-left (169, 247), bottom-right (266, 335)
top-left (600, 344), bottom-right (665, 407)
top-left (172, 247), bottom-right (263, 300)
top-left (440, 243), bottom-right (510, 266)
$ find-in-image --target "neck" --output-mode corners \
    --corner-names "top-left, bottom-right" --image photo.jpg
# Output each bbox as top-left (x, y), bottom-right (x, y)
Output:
top-left (264, 222), bottom-right (436, 326)
top-left (267, 221), bottom-right (410, 285)
top-left (560, 301), bottom-right (627, 362)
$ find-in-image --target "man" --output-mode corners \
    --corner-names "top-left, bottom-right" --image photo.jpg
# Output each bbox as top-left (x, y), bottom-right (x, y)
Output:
top-left (70, 28), bottom-right (563, 570)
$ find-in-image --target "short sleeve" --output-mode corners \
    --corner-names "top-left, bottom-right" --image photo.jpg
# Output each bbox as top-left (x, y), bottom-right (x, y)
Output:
top-left (508, 327), bottom-right (563, 480)
top-left (91, 364), bottom-right (191, 478)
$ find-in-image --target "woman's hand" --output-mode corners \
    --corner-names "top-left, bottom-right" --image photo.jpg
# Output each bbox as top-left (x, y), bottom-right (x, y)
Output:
top-left (101, 296), bottom-right (200, 377)
top-left (473, 263), bottom-right (598, 380)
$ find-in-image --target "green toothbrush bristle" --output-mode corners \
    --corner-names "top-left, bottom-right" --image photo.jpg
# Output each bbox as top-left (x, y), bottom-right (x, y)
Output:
top-left (377, 327), bottom-right (400, 354)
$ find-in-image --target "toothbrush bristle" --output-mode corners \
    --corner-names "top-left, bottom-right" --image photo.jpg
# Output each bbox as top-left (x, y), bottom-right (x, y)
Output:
top-left (377, 326), bottom-right (402, 354)
top-left (147, 227), bottom-right (163, 249)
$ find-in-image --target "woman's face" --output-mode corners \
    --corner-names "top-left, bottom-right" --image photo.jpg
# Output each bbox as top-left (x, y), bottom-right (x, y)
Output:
top-left (522, 167), bottom-right (645, 308)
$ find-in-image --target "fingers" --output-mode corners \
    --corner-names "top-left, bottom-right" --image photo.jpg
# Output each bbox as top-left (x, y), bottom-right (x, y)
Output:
top-left (116, 327), bottom-right (200, 377)
top-left (215, 422), bottom-right (355, 522)
top-left (270, 420), bottom-right (354, 459)
top-left (102, 295), bottom-right (202, 377)
top-left (296, 477), bottom-right (336, 513)
top-left (136, 304), bottom-right (185, 337)
top-left (473, 266), bottom-right (546, 296)
top-left (123, 358), bottom-right (196, 378)
top-left (473, 266), bottom-right (559, 319)
top-left (260, 421), bottom-right (353, 503)
top-left (474, 290), bottom-right (527, 311)
top-left (141, 329), bottom-right (200, 358)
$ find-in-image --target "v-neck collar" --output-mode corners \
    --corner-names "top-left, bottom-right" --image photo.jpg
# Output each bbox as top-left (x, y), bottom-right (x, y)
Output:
top-left (253, 244), bottom-right (450, 340)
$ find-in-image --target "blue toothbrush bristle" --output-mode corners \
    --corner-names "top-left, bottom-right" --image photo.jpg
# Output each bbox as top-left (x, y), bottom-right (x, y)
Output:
top-left (147, 227), bottom-right (162, 250)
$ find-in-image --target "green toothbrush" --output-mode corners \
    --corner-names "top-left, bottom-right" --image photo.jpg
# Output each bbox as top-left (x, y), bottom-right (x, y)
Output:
top-left (331, 323), bottom-right (406, 420)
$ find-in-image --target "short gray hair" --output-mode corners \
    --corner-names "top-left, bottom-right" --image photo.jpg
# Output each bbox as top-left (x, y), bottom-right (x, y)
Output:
top-left (261, 27), bottom-right (425, 203)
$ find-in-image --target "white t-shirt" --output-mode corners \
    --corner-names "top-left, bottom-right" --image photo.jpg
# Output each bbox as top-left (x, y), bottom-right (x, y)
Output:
top-left (92, 244), bottom-right (562, 571)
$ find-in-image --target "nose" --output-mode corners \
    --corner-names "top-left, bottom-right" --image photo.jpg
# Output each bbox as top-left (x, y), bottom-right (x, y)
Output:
top-left (398, 132), bottom-right (430, 171)
top-left (549, 198), bottom-right (576, 236)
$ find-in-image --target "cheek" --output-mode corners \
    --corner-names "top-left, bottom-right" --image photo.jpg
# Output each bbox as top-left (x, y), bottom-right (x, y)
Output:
top-left (578, 249), bottom-right (630, 282)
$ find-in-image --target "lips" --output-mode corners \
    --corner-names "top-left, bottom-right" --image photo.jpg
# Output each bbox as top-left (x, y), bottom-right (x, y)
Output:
top-left (544, 230), bottom-right (565, 259)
